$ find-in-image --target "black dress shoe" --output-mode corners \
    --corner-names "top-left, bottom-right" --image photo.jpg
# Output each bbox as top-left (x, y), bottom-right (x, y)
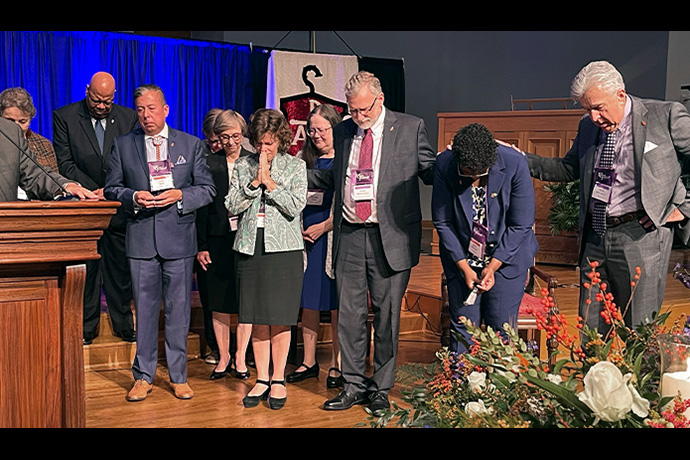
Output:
top-left (242, 380), bottom-right (270, 408)
top-left (210, 363), bottom-right (232, 380)
top-left (368, 392), bottom-right (390, 414)
top-left (114, 330), bottom-right (136, 343)
top-left (268, 380), bottom-right (287, 410)
top-left (326, 367), bottom-right (344, 389)
top-left (286, 362), bottom-right (319, 383)
top-left (234, 368), bottom-right (250, 380)
top-left (323, 390), bottom-right (369, 411)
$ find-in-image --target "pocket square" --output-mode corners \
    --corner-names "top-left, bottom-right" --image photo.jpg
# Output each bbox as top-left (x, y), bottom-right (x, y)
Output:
top-left (644, 141), bottom-right (657, 153)
top-left (175, 155), bottom-right (187, 165)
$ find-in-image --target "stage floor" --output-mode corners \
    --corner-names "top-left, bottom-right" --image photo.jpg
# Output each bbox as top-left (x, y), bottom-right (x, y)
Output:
top-left (84, 251), bottom-right (690, 428)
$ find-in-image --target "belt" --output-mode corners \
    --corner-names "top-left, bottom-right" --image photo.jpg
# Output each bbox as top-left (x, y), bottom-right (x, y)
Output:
top-left (343, 220), bottom-right (379, 228)
top-left (606, 210), bottom-right (646, 228)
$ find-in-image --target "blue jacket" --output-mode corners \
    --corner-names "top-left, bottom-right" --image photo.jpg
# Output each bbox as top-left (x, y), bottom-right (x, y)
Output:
top-left (432, 145), bottom-right (538, 281)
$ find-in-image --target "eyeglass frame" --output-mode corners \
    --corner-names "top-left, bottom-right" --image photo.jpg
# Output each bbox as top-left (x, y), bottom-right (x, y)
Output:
top-left (348, 92), bottom-right (381, 118)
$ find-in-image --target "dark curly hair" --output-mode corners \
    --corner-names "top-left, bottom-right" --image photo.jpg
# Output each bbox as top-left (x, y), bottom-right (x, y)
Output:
top-left (248, 108), bottom-right (292, 153)
top-left (452, 123), bottom-right (498, 174)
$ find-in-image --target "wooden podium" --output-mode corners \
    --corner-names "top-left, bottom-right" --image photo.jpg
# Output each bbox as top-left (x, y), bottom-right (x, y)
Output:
top-left (0, 200), bottom-right (118, 428)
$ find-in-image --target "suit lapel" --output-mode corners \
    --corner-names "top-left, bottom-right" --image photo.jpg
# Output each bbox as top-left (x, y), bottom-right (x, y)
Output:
top-left (378, 110), bottom-right (398, 191)
top-left (631, 96), bottom-right (648, 170)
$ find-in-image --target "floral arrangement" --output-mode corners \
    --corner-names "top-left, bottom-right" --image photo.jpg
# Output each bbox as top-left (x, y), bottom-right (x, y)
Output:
top-left (369, 262), bottom-right (690, 428)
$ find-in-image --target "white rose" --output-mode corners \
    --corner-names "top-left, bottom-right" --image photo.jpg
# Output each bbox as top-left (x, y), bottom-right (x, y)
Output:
top-left (467, 371), bottom-right (487, 393)
top-left (627, 380), bottom-right (650, 418)
top-left (577, 361), bottom-right (639, 423)
top-left (465, 400), bottom-right (491, 417)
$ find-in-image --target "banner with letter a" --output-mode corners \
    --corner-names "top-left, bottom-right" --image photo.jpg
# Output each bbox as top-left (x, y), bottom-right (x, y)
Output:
top-left (266, 50), bottom-right (358, 156)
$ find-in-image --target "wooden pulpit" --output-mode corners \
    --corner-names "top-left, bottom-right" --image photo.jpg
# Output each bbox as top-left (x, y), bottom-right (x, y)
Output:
top-left (0, 200), bottom-right (118, 428)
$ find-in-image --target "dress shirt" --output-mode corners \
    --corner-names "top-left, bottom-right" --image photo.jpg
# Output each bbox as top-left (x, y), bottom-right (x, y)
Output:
top-left (593, 96), bottom-right (641, 217)
top-left (144, 125), bottom-right (170, 162)
top-left (343, 106), bottom-right (386, 224)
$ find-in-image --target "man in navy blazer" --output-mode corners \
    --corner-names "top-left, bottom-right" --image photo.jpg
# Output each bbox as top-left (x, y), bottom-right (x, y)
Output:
top-left (104, 84), bottom-right (215, 401)
top-left (433, 123), bottom-right (538, 353)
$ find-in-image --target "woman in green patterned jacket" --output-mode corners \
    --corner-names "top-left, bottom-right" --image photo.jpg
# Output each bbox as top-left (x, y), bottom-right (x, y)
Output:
top-left (225, 108), bottom-right (307, 410)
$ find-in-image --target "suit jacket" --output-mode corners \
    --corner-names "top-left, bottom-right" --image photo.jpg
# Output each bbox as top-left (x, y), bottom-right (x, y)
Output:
top-left (54, 99), bottom-right (139, 189)
top-left (0, 118), bottom-right (69, 201)
top-left (226, 152), bottom-right (307, 255)
top-left (432, 146), bottom-right (538, 281)
top-left (103, 127), bottom-right (216, 260)
top-left (54, 100), bottom-right (138, 228)
top-left (196, 147), bottom-right (252, 251)
top-left (309, 109), bottom-right (435, 272)
top-left (527, 95), bottom-right (690, 246)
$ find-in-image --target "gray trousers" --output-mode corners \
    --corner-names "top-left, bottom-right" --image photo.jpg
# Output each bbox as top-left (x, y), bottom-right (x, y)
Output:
top-left (579, 219), bottom-right (673, 332)
top-left (335, 223), bottom-right (410, 395)
top-left (129, 256), bottom-right (194, 384)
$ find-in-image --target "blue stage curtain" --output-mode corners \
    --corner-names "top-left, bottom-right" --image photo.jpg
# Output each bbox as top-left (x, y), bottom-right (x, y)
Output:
top-left (0, 30), bottom-right (265, 142)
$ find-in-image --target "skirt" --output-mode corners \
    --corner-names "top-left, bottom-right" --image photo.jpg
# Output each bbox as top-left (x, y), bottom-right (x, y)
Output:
top-left (235, 228), bottom-right (304, 326)
top-left (199, 232), bottom-right (239, 314)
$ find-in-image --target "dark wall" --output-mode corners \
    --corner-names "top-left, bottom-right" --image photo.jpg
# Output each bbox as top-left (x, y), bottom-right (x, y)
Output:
top-left (193, 30), bottom-right (670, 219)
top-left (194, 30), bottom-right (669, 149)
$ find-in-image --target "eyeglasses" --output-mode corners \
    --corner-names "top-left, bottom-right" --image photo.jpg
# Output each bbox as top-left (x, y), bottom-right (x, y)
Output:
top-left (307, 126), bottom-right (332, 137)
top-left (348, 93), bottom-right (381, 117)
top-left (457, 164), bottom-right (489, 178)
top-left (219, 133), bottom-right (243, 143)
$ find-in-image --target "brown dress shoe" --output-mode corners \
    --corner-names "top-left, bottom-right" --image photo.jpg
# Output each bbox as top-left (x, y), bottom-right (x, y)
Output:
top-left (126, 379), bottom-right (153, 402)
top-left (170, 382), bottom-right (194, 399)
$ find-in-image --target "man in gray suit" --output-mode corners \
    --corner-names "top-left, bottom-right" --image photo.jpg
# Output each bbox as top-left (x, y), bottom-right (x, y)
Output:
top-left (0, 117), bottom-right (95, 201)
top-left (104, 84), bottom-right (215, 401)
top-left (526, 60), bottom-right (690, 333)
top-left (313, 71), bottom-right (435, 414)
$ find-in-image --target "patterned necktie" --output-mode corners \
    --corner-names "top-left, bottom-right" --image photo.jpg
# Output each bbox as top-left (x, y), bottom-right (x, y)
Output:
top-left (94, 119), bottom-right (104, 154)
top-left (152, 135), bottom-right (164, 161)
top-left (591, 130), bottom-right (618, 236)
top-left (355, 129), bottom-right (373, 222)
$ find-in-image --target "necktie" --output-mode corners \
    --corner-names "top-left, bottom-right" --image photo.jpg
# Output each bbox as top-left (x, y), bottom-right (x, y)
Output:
top-left (94, 119), bottom-right (104, 154)
top-left (152, 135), bottom-right (164, 161)
top-left (591, 130), bottom-right (618, 236)
top-left (355, 129), bottom-right (373, 222)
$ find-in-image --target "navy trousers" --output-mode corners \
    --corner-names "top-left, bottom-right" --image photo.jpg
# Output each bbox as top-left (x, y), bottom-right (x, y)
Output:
top-left (129, 256), bottom-right (194, 384)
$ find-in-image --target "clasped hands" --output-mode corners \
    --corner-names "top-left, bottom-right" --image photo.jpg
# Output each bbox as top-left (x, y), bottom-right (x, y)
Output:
top-left (250, 152), bottom-right (276, 192)
top-left (134, 189), bottom-right (183, 208)
top-left (458, 258), bottom-right (502, 294)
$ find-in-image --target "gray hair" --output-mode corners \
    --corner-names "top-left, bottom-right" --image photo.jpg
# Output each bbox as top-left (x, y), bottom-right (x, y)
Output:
top-left (345, 71), bottom-right (382, 98)
top-left (213, 109), bottom-right (247, 135)
top-left (134, 84), bottom-right (166, 104)
top-left (570, 61), bottom-right (625, 101)
top-left (0, 87), bottom-right (36, 119)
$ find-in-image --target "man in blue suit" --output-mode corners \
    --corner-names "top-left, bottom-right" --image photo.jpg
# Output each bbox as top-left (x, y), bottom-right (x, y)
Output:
top-left (104, 84), bottom-right (215, 401)
top-left (432, 123), bottom-right (538, 352)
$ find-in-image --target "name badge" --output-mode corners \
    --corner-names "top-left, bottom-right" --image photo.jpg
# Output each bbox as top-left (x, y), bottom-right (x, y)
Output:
top-left (351, 168), bottom-right (374, 201)
top-left (468, 221), bottom-right (488, 259)
top-left (148, 159), bottom-right (175, 192)
top-left (307, 189), bottom-right (325, 206)
top-left (228, 214), bottom-right (238, 232)
top-left (592, 167), bottom-right (616, 203)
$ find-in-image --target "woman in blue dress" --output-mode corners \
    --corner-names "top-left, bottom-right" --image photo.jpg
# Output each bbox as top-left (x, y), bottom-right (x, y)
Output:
top-left (286, 104), bottom-right (344, 388)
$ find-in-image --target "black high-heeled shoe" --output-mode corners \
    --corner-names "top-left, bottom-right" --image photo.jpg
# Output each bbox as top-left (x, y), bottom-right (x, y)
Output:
top-left (234, 367), bottom-right (250, 380)
top-left (268, 380), bottom-right (287, 410)
top-left (326, 367), bottom-right (344, 389)
top-left (209, 363), bottom-right (232, 380)
top-left (242, 380), bottom-right (270, 408)
top-left (285, 362), bottom-right (319, 383)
